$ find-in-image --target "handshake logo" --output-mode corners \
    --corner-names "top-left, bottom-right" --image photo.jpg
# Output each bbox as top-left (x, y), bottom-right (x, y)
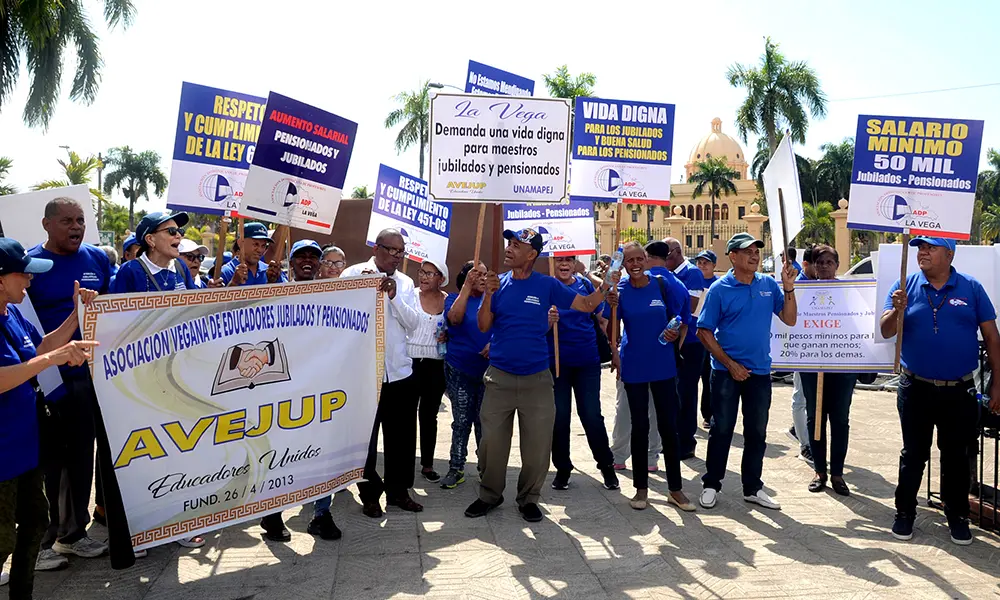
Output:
top-left (211, 339), bottom-right (291, 395)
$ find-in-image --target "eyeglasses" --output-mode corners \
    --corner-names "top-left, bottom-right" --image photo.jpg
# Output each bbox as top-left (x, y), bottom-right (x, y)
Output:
top-left (181, 253), bottom-right (205, 262)
top-left (154, 226), bottom-right (185, 237)
top-left (321, 259), bottom-right (346, 269)
top-left (418, 269), bottom-right (442, 278)
top-left (378, 244), bottom-right (405, 258)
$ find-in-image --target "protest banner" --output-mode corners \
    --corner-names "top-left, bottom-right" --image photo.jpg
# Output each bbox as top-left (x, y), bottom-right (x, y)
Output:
top-left (166, 82), bottom-right (267, 215)
top-left (846, 115), bottom-right (984, 240)
top-left (82, 278), bottom-right (383, 550)
top-left (240, 92), bottom-right (358, 234)
top-left (763, 134), bottom-right (804, 262)
top-left (569, 97), bottom-right (675, 206)
top-left (427, 93), bottom-right (571, 204)
top-left (770, 280), bottom-right (893, 373)
top-left (366, 164), bottom-right (451, 266)
top-left (465, 60), bottom-right (534, 97)
top-left (502, 200), bottom-right (596, 257)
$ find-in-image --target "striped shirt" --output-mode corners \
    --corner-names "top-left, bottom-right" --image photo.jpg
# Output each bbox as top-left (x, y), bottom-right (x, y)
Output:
top-left (407, 300), bottom-right (445, 360)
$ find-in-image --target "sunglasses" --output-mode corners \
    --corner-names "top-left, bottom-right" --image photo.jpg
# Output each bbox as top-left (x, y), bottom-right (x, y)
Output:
top-left (418, 269), bottom-right (442, 278)
top-left (181, 253), bottom-right (205, 262)
top-left (321, 259), bottom-right (346, 269)
top-left (154, 226), bottom-right (185, 237)
top-left (378, 244), bottom-right (405, 258)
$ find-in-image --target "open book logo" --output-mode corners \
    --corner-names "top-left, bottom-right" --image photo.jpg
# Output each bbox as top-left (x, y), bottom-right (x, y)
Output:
top-left (211, 339), bottom-right (291, 395)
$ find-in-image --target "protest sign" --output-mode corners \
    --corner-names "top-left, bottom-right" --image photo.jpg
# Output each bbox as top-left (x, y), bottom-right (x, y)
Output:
top-left (569, 97), bottom-right (675, 206)
top-left (763, 134), bottom-right (804, 259)
top-left (240, 92), bottom-right (357, 234)
top-left (502, 200), bottom-right (596, 257)
top-left (366, 164), bottom-right (451, 265)
top-left (465, 60), bottom-right (534, 97)
top-left (847, 115), bottom-right (984, 240)
top-left (770, 280), bottom-right (893, 372)
top-left (82, 277), bottom-right (383, 550)
top-left (166, 82), bottom-right (266, 215)
top-left (427, 93), bottom-right (571, 204)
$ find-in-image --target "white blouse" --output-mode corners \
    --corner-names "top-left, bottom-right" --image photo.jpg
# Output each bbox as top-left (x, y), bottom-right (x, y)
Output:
top-left (407, 298), bottom-right (445, 360)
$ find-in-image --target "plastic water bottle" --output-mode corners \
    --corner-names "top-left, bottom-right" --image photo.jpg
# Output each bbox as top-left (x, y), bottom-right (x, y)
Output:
top-left (604, 247), bottom-right (624, 286)
top-left (977, 392), bottom-right (990, 407)
top-left (658, 316), bottom-right (683, 345)
top-left (436, 320), bottom-right (448, 357)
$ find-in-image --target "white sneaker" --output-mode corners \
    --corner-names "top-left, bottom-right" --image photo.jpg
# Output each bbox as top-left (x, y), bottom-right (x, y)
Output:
top-left (134, 549), bottom-right (148, 559)
top-left (1, 571), bottom-right (9, 586)
top-left (35, 548), bottom-right (69, 571)
top-left (52, 536), bottom-right (108, 558)
top-left (700, 488), bottom-right (718, 509)
top-left (744, 489), bottom-right (781, 510)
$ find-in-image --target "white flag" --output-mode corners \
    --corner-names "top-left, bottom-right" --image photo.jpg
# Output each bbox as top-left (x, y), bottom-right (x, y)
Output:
top-left (763, 133), bottom-right (804, 262)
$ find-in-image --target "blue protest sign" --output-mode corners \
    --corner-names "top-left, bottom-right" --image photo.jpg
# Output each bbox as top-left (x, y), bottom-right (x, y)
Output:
top-left (366, 164), bottom-right (452, 265)
top-left (465, 60), bottom-right (534, 97)
top-left (502, 200), bottom-right (596, 257)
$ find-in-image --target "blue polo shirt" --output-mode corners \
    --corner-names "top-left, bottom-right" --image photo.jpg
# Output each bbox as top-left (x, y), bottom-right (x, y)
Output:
top-left (220, 258), bottom-right (287, 286)
top-left (26, 243), bottom-right (111, 381)
top-left (884, 268), bottom-right (995, 381)
top-left (488, 271), bottom-right (578, 376)
top-left (610, 274), bottom-right (687, 384)
top-left (110, 257), bottom-right (197, 293)
top-left (0, 305), bottom-right (43, 481)
top-left (547, 275), bottom-right (603, 368)
top-left (703, 274), bottom-right (719, 289)
top-left (796, 270), bottom-right (811, 281)
top-left (673, 261), bottom-right (704, 344)
top-left (444, 293), bottom-right (491, 379)
top-left (698, 270), bottom-right (785, 375)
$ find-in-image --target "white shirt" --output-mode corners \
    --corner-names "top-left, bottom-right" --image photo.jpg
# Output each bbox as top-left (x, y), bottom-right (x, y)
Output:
top-left (407, 297), bottom-right (445, 360)
top-left (342, 257), bottom-right (419, 382)
top-left (140, 253), bottom-right (176, 275)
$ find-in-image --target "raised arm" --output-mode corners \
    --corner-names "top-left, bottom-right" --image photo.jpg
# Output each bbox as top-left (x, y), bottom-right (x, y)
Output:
top-left (477, 272), bottom-right (500, 333)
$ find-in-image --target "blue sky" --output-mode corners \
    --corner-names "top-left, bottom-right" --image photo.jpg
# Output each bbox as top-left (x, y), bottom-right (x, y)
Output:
top-left (1, 0), bottom-right (996, 213)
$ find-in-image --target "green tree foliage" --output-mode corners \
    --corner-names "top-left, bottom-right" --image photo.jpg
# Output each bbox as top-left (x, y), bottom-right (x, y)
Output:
top-left (690, 156), bottom-right (739, 242)
top-left (543, 65), bottom-right (596, 102)
top-left (351, 185), bottom-right (370, 199)
top-left (0, 157), bottom-right (16, 195)
top-left (32, 149), bottom-right (107, 219)
top-left (800, 201), bottom-right (835, 246)
top-left (102, 146), bottom-right (167, 230)
top-left (385, 81), bottom-right (431, 179)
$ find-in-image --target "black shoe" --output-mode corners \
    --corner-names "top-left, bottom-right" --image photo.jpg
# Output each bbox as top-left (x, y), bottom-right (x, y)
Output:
top-left (831, 477), bottom-right (850, 497)
top-left (551, 470), bottom-right (571, 490)
top-left (387, 494), bottom-right (424, 512)
top-left (260, 514), bottom-right (291, 542)
top-left (362, 501), bottom-right (383, 519)
top-left (92, 509), bottom-right (107, 527)
top-left (600, 466), bottom-right (620, 491)
top-left (307, 513), bottom-right (342, 541)
top-left (421, 468), bottom-right (441, 483)
top-left (680, 451), bottom-right (696, 460)
top-left (948, 517), bottom-right (973, 546)
top-left (808, 475), bottom-right (827, 493)
top-left (798, 446), bottom-right (815, 469)
top-left (891, 514), bottom-right (914, 541)
top-left (518, 503), bottom-right (543, 522)
top-left (464, 496), bottom-right (503, 518)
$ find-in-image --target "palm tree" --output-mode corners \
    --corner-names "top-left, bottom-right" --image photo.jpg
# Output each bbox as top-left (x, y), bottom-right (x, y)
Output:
top-left (543, 65), bottom-right (596, 102)
top-left (1, 1), bottom-right (136, 128)
top-left (102, 147), bottom-right (167, 230)
top-left (816, 138), bottom-right (855, 201)
top-left (690, 156), bottom-right (739, 242)
top-left (385, 82), bottom-right (431, 179)
top-left (0, 157), bottom-right (16, 195)
top-left (800, 201), bottom-right (835, 245)
top-left (977, 149), bottom-right (1000, 208)
top-left (351, 185), bottom-right (370, 199)
top-left (981, 205), bottom-right (1000, 243)
top-left (727, 37), bottom-right (827, 156)
top-left (32, 149), bottom-right (107, 220)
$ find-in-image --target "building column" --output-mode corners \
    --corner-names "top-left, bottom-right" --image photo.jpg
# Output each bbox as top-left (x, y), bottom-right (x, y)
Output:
top-left (596, 205), bottom-right (617, 255)
top-left (664, 206), bottom-right (690, 243)
top-left (201, 229), bottom-right (216, 257)
top-left (832, 198), bottom-right (850, 274)
top-left (742, 202), bottom-right (769, 272)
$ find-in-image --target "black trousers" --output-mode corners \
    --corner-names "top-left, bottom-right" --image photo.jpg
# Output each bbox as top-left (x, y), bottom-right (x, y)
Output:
top-left (700, 351), bottom-right (713, 423)
top-left (894, 374), bottom-right (979, 520)
top-left (358, 375), bottom-right (419, 503)
top-left (413, 358), bottom-right (446, 469)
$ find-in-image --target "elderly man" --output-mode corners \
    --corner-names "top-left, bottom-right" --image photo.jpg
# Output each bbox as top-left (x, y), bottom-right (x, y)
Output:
top-left (26, 197), bottom-right (113, 569)
top-left (342, 229), bottom-right (423, 517)
top-left (697, 233), bottom-right (797, 511)
top-left (220, 222), bottom-right (285, 286)
top-left (465, 228), bottom-right (613, 522)
top-left (881, 237), bottom-right (1000, 545)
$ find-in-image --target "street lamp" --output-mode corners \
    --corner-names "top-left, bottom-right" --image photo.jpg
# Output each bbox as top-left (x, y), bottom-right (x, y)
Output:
top-left (427, 82), bottom-right (464, 92)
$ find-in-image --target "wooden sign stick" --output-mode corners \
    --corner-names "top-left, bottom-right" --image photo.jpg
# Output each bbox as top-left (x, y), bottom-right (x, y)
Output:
top-left (895, 232), bottom-right (911, 373)
top-left (214, 216), bottom-right (229, 280)
top-left (813, 372), bottom-right (825, 441)
top-left (549, 255), bottom-right (560, 378)
top-left (610, 204), bottom-right (623, 350)
top-left (472, 203), bottom-right (487, 266)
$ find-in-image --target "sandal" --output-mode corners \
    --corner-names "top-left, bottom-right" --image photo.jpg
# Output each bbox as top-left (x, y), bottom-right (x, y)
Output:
top-left (630, 490), bottom-right (648, 510)
top-left (176, 536), bottom-right (205, 548)
top-left (831, 477), bottom-right (850, 497)
top-left (808, 475), bottom-right (827, 493)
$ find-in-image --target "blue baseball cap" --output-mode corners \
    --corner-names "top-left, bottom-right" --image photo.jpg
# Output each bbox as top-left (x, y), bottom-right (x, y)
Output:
top-left (503, 228), bottom-right (544, 253)
top-left (0, 238), bottom-right (53, 275)
top-left (290, 239), bottom-right (322, 258)
top-left (243, 222), bottom-right (271, 240)
top-left (135, 211), bottom-right (190, 249)
top-left (695, 249), bottom-right (718, 264)
top-left (222, 251), bottom-right (233, 266)
top-left (122, 234), bottom-right (138, 252)
top-left (909, 236), bottom-right (956, 252)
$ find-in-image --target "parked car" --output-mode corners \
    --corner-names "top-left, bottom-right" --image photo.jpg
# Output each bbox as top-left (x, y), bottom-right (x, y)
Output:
top-left (842, 256), bottom-right (873, 279)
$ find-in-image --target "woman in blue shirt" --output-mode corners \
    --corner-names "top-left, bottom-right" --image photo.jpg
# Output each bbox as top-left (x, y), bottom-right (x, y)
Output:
top-left (548, 255), bottom-right (618, 492)
top-left (110, 212), bottom-right (196, 294)
top-left (440, 262), bottom-right (491, 489)
top-left (0, 238), bottom-right (98, 599)
top-left (607, 242), bottom-right (695, 512)
top-left (695, 250), bottom-right (719, 428)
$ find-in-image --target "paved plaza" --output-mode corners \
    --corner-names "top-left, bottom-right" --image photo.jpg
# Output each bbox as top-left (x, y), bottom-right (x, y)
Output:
top-left (7, 372), bottom-right (1000, 600)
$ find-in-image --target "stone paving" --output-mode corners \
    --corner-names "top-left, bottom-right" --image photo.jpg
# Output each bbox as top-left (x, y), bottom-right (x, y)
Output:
top-left (7, 372), bottom-right (1000, 599)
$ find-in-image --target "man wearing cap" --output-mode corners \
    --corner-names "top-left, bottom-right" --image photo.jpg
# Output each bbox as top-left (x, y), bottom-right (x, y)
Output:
top-left (695, 250), bottom-right (718, 428)
top-left (881, 236), bottom-right (1000, 545)
top-left (0, 237), bottom-right (99, 599)
top-left (26, 197), bottom-right (113, 566)
top-left (465, 228), bottom-right (613, 522)
top-left (342, 228), bottom-right (424, 517)
top-left (697, 232), bottom-right (797, 511)
top-left (221, 222), bottom-right (285, 286)
top-left (288, 240), bottom-right (322, 282)
top-left (122, 234), bottom-right (139, 263)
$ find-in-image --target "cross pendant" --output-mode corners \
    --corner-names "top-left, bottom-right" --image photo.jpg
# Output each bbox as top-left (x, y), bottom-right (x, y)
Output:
top-left (934, 326), bottom-right (938, 334)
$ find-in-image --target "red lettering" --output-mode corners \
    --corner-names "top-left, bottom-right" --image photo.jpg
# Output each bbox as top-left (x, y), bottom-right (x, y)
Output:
top-left (804, 319), bottom-right (841, 328)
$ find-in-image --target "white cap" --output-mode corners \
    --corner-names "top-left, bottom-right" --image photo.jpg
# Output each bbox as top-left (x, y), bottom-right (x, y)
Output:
top-left (422, 258), bottom-right (449, 287)
top-left (178, 239), bottom-right (209, 255)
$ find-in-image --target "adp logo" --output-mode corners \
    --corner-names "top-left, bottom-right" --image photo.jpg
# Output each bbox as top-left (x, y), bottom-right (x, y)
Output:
top-left (533, 225), bottom-right (574, 251)
top-left (399, 227), bottom-right (428, 259)
top-left (875, 192), bottom-right (940, 228)
top-left (594, 167), bottom-right (647, 199)
top-left (876, 193), bottom-right (911, 221)
top-left (198, 170), bottom-right (241, 208)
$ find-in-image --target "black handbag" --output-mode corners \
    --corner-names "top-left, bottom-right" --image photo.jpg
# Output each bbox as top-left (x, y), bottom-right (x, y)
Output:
top-left (653, 275), bottom-right (684, 369)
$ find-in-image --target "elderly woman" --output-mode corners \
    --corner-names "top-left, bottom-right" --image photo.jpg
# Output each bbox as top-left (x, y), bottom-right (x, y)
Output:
top-left (408, 259), bottom-right (450, 482)
top-left (0, 238), bottom-right (98, 600)
top-left (177, 240), bottom-right (209, 288)
top-left (110, 212), bottom-right (197, 293)
top-left (319, 245), bottom-right (346, 279)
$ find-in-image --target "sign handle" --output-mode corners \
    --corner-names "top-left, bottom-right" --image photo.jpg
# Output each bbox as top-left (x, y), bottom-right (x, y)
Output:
top-left (491, 203), bottom-right (503, 272)
top-left (813, 372), bottom-right (825, 441)
top-left (271, 225), bottom-right (290, 265)
top-left (894, 233), bottom-right (911, 373)
top-left (402, 257), bottom-right (410, 276)
top-left (610, 204), bottom-right (623, 350)
top-left (778, 188), bottom-right (792, 270)
top-left (214, 217), bottom-right (229, 280)
top-left (236, 217), bottom-right (246, 265)
top-left (473, 203), bottom-right (487, 266)
top-left (548, 256), bottom-right (560, 378)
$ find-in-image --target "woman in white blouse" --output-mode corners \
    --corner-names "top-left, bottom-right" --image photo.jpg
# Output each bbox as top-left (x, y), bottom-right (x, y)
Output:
top-left (408, 259), bottom-right (449, 483)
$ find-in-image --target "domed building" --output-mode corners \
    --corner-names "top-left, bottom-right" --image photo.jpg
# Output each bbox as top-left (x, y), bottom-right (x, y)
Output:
top-left (684, 117), bottom-right (749, 181)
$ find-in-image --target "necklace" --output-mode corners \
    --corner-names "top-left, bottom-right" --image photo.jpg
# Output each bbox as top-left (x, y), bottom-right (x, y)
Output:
top-left (924, 288), bottom-right (949, 334)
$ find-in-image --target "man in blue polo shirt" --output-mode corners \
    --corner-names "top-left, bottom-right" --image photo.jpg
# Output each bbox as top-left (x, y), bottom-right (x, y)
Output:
top-left (695, 250), bottom-right (719, 428)
top-left (663, 238), bottom-right (705, 459)
top-left (881, 236), bottom-right (1000, 545)
top-left (220, 222), bottom-right (286, 286)
top-left (465, 228), bottom-right (613, 522)
top-left (26, 197), bottom-right (113, 566)
top-left (697, 232), bottom-right (797, 511)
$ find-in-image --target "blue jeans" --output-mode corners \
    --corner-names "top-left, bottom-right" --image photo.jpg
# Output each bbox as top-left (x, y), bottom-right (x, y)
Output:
top-left (314, 495), bottom-right (332, 517)
top-left (551, 363), bottom-right (613, 472)
top-left (677, 343), bottom-right (706, 456)
top-left (444, 362), bottom-right (485, 472)
top-left (702, 370), bottom-right (771, 496)
top-left (800, 373), bottom-right (857, 476)
top-left (624, 379), bottom-right (682, 492)
top-left (790, 373), bottom-right (810, 453)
